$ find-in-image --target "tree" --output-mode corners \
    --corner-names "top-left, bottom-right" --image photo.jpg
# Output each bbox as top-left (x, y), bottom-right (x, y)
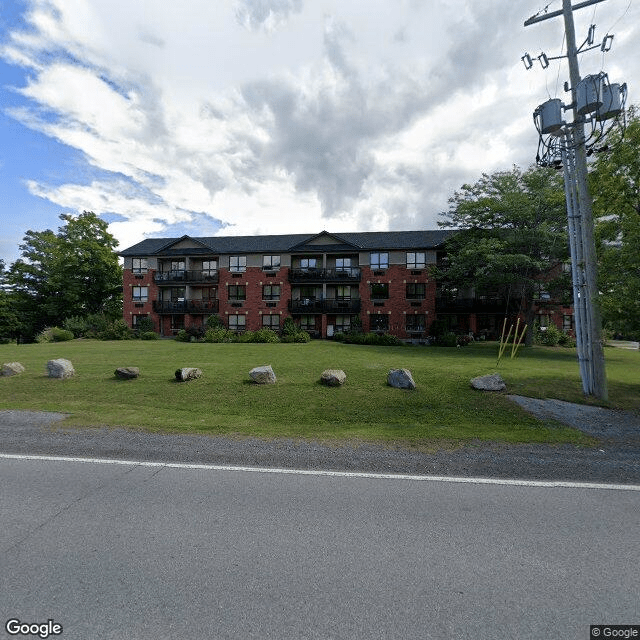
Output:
top-left (6, 212), bottom-right (122, 339)
top-left (0, 260), bottom-right (22, 340)
top-left (437, 165), bottom-right (570, 346)
top-left (590, 106), bottom-right (640, 339)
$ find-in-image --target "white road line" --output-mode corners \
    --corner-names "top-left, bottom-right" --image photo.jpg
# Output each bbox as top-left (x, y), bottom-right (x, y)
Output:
top-left (1, 452), bottom-right (639, 491)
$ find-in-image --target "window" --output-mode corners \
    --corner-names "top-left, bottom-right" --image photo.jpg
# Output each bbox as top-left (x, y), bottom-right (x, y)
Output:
top-left (132, 286), bottom-right (148, 302)
top-left (262, 315), bottom-right (280, 330)
top-left (370, 315), bottom-right (389, 332)
top-left (171, 316), bottom-right (184, 332)
top-left (406, 283), bottom-right (426, 299)
top-left (335, 258), bottom-right (351, 269)
top-left (202, 260), bottom-right (217, 277)
top-left (299, 315), bottom-right (316, 332)
top-left (334, 315), bottom-right (351, 333)
top-left (370, 252), bottom-right (388, 270)
top-left (132, 315), bottom-right (150, 329)
top-left (406, 314), bottom-right (426, 332)
top-left (132, 258), bottom-right (148, 274)
top-left (336, 285), bottom-right (351, 300)
top-left (200, 287), bottom-right (217, 301)
top-left (229, 314), bottom-right (246, 332)
top-left (229, 256), bottom-right (246, 273)
top-left (170, 287), bottom-right (185, 302)
top-left (406, 252), bottom-right (426, 269)
top-left (300, 257), bottom-right (318, 269)
top-left (370, 283), bottom-right (389, 299)
top-left (170, 260), bottom-right (185, 271)
top-left (563, 314), bottom-right (574, 332)
top-left (263, 255), bottom-right (280, 270)
top-left (262, 285), bottom-right (281, 301)
top-left (228, 285), bottom-right (246, 302)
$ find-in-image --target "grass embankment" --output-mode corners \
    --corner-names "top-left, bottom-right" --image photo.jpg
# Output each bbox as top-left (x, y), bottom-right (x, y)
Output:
top-left (1, 340), bottom-right (638, 446)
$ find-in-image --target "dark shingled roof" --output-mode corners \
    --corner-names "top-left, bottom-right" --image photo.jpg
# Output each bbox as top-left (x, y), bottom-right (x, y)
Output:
top-left (119, 230), bottom-right (457, 256)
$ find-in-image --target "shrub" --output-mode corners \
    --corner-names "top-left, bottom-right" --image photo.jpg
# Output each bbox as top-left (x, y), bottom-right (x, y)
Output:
top-left (186, 324), bottom-right (204, 340)
top-left (99, 319), bottom-right (133, 341)
top-left (174, 329), bottom-right (190, 343)
top-left (205, 315), bottom-right (225, 330)
top-left (456, 334), bottom-right (473, 347)
top-left (293, 331), bottom-right (311, 343)
top-left (282, 317), bottom-right (297, 337)
top-left (236, 330), bottom-right (255, 343)
top-left (436, 332), bottom-right (458, 347)
top-left (139, 331), bottom-right (159, 340)
top-left (203, 328), bottom-right (235, 343)
top-left (250, 328), bottom-right (281, 343)
top-left (535, 323), bottom-right (562, 347)
top-left (63, 316), bottom-right (88, 338)
top-left (36, 327), bottom-right (75, 343)
top-left (134, 316), bottom-right (155, 335)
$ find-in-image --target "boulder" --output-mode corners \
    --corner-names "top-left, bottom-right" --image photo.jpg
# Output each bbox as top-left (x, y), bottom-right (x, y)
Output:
top-left (320, 369), bottom-right (346, 387)
top-left (249, 365), bottom-right (277, 384)
top-left (471, 373), bottom-right (506, 392)
top-left (115, 367), bottom-right (140, 380)
top-left (175, 367), bottom-right (202, 382)
top-left (388, 368), bottom-right (416, 390)
top-left (47, 358), bottom-right (75, 379)
top-left (1, 362), bottom-right (25, 376)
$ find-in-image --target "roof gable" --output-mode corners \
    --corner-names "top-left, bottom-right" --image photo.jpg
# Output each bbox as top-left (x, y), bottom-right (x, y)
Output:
top-left (289, 231), bottom-right (361, 252)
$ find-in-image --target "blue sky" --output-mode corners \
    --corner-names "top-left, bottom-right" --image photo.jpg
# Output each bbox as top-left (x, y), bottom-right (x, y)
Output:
top-left (1, 0), bottom-right (638, 267)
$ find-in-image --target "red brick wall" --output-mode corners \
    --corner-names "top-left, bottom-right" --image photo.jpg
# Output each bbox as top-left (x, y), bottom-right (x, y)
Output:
top-left (122, 269), bottom-right (158, 331)
top-left (360, 265), bottom-right (435, 338)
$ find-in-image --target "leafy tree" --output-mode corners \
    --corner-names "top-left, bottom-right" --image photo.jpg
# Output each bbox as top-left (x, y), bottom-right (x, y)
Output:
top-left (0, 260), bottom-right (22, 340)
top-left (590, 106), bottom-right (640, 339)
top-left (6, 212), bottom-right (122, 339)
top-left (437, 165), bottom-right (569, 346)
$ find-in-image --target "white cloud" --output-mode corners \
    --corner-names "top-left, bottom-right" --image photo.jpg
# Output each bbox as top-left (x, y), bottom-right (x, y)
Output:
top-left (2, 0), bottom-right (639, 253)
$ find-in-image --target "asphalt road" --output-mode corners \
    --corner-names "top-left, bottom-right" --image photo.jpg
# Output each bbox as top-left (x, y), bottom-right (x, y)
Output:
top-left (1, 455), bottom-right (639, 640)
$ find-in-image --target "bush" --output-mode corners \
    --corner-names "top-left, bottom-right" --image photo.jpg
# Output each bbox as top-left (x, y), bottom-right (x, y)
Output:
top-left (534, 323), bottom-right (562, 347)
top-left (205, 315), bottom-right (225, 330)
top-left (250, 328), bottom-right (281, 343)
top-left (36, 327), bottom-right (75, 343)
top-left (203, 328), bottom-right (235, 343)
top-left (139, 331), bottom-right (159, 340)
top-left (174, 329), bottom-right (191, 343)
top-left (336, 332), bottom-right (404, 346)
top-left (186, 324), bottom-right (204, 340)
top-left (134, 316), bottom-right (155, 335)
top-left (293, 331), bottom-right (311, 343)
top-left (282, 317), bottom-right (297, 337)
top-left (436, 332), bottom-right (458, 347)
top-left (456, 335), bottom-right (473, 347)
top-left (99, 319), bottom-right (133, 340)
top-left (62, 313), bottom-right (112, 339)
top-left (62, 316), bottom-right (88, 338)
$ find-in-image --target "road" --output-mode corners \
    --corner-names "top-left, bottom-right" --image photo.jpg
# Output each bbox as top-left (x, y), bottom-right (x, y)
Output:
top-left (1, 454), bottom-right (639, 640)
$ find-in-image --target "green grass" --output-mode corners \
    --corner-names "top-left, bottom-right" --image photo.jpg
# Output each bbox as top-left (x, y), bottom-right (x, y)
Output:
top-left (1, 340), bottom-right (638, 447)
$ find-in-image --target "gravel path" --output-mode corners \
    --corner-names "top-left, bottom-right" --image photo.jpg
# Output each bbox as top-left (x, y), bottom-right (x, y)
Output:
top-left (1, 400), bottom-right (639, 484)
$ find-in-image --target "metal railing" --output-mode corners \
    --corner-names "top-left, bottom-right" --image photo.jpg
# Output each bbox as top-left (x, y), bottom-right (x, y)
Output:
top-left (153, 270), bottom-right (219, 284)
top-left (153, 300), bottom-right (219, 314)
top-left (288, 267), bottom-right (361, 283)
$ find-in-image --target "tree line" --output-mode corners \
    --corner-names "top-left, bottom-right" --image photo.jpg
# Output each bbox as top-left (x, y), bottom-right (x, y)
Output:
top-left (1, 109), bottom-right (639, 343)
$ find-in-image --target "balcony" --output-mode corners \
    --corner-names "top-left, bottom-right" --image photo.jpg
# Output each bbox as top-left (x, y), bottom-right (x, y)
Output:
top-left (153, 270), bottom-right (219, 285)
top-left (288, 298), bottom-right (361, 314)
top-left (153, 300), bottom-right (219, 314)
top-left (288, 267), bottom-right (361, 283)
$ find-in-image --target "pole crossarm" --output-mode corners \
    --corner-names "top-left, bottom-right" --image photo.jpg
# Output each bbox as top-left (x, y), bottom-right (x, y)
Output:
top-left (524, 0), bottom-right (606, 26)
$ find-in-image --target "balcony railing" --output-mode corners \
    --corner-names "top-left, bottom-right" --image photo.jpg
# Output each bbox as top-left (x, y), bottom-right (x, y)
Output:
top-left (288, 267), bottom-right (361, 283)
top-left (435, 297), bottom-right (517, 313)
top-left (153, 300), bottom-right (219, 314)
top-left (154, 270), bottom-right (219, 284)
top-left (288, 298), bottom-right (361, 314)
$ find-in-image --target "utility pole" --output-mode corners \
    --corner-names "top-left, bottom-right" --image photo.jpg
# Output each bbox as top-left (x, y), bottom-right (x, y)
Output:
top-left (524, 0), bottom-right (620, 401)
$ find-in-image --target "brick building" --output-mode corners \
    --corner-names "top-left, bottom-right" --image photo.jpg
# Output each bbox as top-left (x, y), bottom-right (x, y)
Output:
top-left (119, 229), bottom-right (573, 339)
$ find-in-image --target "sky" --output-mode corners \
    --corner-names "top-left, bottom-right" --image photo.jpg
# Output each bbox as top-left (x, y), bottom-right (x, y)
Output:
top-left (0, 0), bottom-right (638, 265)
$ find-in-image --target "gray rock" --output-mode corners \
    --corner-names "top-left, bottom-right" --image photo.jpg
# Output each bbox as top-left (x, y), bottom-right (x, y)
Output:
top-left (175, 367), bottom-right (202, 382)
top-left (471, 373), bottom-right (506, 391)
top-left (1, 362), bottom-right (25, 376)
top-left (321, 369), bottom-right (346, 387)
top-left (249, 365), bottom-right (277, 384)
top-left (115, 367), bottom-right (140, 380)
top-left (47, 358), bottom-right (75, 379)
top-left (388, 368), bottom-right (416, 390)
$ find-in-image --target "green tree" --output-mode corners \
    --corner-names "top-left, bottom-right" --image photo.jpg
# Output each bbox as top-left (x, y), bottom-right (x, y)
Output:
top-left (0, 260), bottom-right (22, 340)
top-left (437, 165), bottom-right (569, 346)
top-left (6, 211), bottom-right (122, 339)
top-left (590, 106), bottom-right (640, 339)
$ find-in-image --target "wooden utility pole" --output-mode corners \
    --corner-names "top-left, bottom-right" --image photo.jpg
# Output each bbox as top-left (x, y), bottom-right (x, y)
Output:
top-left (525, 0), bottom-right (609, 401)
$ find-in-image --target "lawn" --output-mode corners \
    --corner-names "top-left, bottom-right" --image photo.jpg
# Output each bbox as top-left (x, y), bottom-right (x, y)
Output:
top-left (1, 340), bottom-right (638, 446)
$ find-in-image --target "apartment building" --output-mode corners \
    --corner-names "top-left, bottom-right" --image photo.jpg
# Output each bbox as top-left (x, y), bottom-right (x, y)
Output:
top-left (119, 229), bottom-right (573, 339)
top-left (119, 230), bottom-right (457, 339)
